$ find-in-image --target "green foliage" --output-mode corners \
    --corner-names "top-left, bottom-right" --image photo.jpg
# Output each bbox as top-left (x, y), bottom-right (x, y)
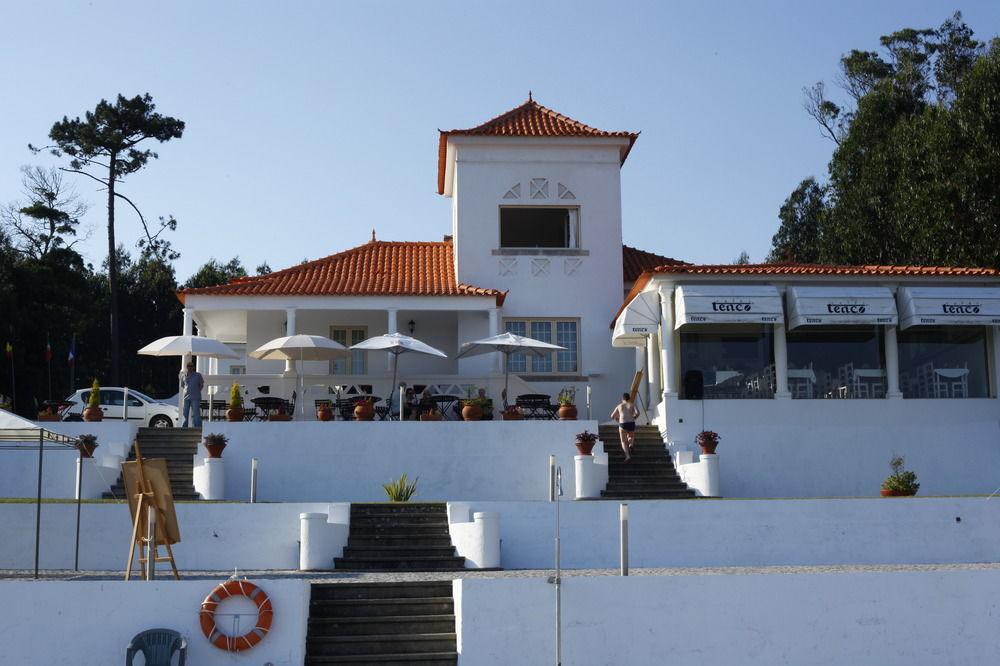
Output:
top-left (881, 456), bottom-right (920, 494)
top-left (557, 387), bottom-right (576, 405)
top-left (86, 379), bottom-right (100, 408)
top-left (0, 167), bottom-right (86, 260)
top-left (576, 430), bottom-right (598, 443)
top-left (184, 257), bottom-right (249, 289)
top-left (383, 474), bottom-right (419, 502)
top-left (774, 14), bottom-right (1000, 268)
top-left (203, 433), bottom-right (228, 447)
top-left (229, 382), bottom-right (244, 409)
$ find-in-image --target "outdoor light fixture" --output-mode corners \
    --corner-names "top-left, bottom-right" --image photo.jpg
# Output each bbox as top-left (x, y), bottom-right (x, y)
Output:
top-left (408, 320), bottom-right (416, 335)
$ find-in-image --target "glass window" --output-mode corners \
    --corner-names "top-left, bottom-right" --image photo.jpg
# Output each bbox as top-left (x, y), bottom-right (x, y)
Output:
top-left (330, 327), bottom-right (367, 374)
top-left (505, 321), bottom-right (527, 373)
top-left (100, 389), bottom-right (124, 406)
top-left (679, 325), bottom-right (775, 399)
top-left (505, 318), bottom-right (580, 374)
top-left (500, 207), bottom-right (579, 248)
top-left (786, 326), bottom-right (886, 399)
top-left (898, 326), bottom-right (990, 398)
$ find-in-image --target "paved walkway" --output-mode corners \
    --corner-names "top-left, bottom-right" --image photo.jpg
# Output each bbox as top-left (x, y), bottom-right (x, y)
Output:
top-left (3, 561), bottom-right (999, 582)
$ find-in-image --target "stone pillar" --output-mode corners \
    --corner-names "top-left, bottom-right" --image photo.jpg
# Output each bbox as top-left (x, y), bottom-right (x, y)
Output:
top-left (284, 308), bottom-right (297, 374)
top-left (884, 325), bottom-right (903, 399)
top-left (488, 308), bottom-right (501, 372)
top-left (386, 308), bottom-right (398, 371)
top-left (658, 285), bottom-right (677, 399)
top-left (773, 323), bottom-right (791, 399)
top-left (635, 347), bottom-right (646, 404)
top-left (646, 334), bottom-right (660, 402)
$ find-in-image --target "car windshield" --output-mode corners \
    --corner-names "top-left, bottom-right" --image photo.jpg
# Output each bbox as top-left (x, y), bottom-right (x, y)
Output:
top-left (67, 388), bottom-right (155, 403)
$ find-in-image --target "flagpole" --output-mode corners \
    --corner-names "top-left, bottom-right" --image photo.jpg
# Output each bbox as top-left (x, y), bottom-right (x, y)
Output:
top-left (8, 344), bottom-right (14, 413)
top-left (69, 334), bottom-right (76, 394)
top-left (46, 334), bottom-right (52, 401)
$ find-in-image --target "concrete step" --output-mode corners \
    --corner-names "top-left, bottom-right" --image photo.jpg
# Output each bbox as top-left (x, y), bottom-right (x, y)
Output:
top-left (310, 598), bottom-right (454, 618)
top-left (601, 490), bottom-right (696, 499)
top-left (307, 633), bottom-right (457, 657)
top-left (333, 557), bottom-right (466, 572)
top-left (343, 546), bottom-right (458, 559)
top-left (347, 536), bottom-right (455, 548)
top-left (350, 514), bottom-right (449, 525)
top-left (309, 615), bottom-right (457, 635)
top-left (351, 503), bottom-right (447, 514)
top-left (305, 652), bottom-right (457, 665)
top-left (311, 583), bottom-right (453, 601)
top-left (349, 525), bottom-right (451, 538)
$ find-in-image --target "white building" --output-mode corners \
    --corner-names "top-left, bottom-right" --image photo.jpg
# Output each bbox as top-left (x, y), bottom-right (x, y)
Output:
top-left (180, 97), bottom-right (672, 412)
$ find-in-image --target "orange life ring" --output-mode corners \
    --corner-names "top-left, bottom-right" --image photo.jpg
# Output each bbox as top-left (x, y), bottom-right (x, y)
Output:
top-left (199, 579), bottom-right (274, 651)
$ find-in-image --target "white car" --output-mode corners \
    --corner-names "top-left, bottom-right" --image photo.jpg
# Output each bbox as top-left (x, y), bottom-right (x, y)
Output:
top-left (62, 387), bottom-right (180, 428)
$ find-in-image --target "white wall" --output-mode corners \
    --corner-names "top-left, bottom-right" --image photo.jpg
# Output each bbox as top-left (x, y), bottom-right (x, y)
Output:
top-left (450, 139), bottom-right (636, 412)
top-left (663, 397), bottom-right (1000, 497)
top-left (201, 421), bottom-right (597, 502)
top-left (448, 497), bottom-right (1000, 570)
top-left (5, 497), bottom-right (998, 573)
top-left (0, 502), bottom-right (335, 570)
top-left (0, 422), bottom-right (135, 499)
top-left (0, 579), bottom-right (308, 665)
top-left (456, 571), bottom-right (1000, 665)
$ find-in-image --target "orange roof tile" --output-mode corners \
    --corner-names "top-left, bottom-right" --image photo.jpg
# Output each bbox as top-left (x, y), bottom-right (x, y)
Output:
top-left (622, 245), bottom-right (688, 282)
top-left (438, 98), bottom-right (639, 194)
top-left (178, 240), bottom-right (506, 305)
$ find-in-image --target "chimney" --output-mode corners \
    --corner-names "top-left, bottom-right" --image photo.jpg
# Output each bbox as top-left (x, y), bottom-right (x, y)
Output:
top-left (443, 234), bottom-right (453, 242)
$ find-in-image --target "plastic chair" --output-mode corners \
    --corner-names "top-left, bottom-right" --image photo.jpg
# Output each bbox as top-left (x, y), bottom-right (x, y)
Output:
top-left (125, 628), bottom-right (187, 666)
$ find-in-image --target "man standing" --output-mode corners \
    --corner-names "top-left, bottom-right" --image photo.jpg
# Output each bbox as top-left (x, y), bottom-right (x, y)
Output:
top-left (180, 361), bottom-right (204, 428)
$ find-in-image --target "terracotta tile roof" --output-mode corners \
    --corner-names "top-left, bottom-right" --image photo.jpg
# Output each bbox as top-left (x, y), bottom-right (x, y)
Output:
top-left (178, 240), bottom-right (506, 305)
top-left (622, 245), bottom-right (688, 282)
top-left (644, 263), bottom-right (1000, 277)
top-left (438, 97), bottom-right (639, 194)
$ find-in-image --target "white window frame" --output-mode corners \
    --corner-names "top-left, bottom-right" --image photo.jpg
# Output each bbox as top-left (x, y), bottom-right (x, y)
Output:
top-left (504, 317), bottom-right (580, 374)
top-left (330, 326), bottom-right (368, 375)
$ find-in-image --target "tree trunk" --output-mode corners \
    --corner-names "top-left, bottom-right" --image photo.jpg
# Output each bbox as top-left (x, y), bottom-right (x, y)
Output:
top-left (107, 157), bottom-right (119, 385)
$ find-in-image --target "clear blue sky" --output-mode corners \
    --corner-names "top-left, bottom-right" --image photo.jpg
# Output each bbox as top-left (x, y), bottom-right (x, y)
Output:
top-left (2, 1), bottom-right (998, 280)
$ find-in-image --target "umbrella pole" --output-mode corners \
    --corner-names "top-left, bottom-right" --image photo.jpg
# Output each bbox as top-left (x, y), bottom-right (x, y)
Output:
top-left (300, 348), bottom-right (305, 420)
top-left (503, 352), bottom-right (511, 410)
top-left (390, 352), bottom-right (399, 420)
top-left (34, 429), bottom-right (43, 580)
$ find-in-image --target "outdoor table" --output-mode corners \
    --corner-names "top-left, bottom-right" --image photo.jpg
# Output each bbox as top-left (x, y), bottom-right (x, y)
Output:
top-left (251, 396), bottom-right (294, 419)
top-left (428, 395), bottom-right (462, 420)
top-left (199, 399), bottom-right (227, 420)
top-left (515, 394), bottom-right (557, 419)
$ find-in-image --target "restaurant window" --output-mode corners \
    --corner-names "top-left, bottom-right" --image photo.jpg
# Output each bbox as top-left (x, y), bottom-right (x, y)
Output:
top-left (679, 325), bottom-right (775, 399)
top-left (504, 318), bottom-right (579, 374)
top-left (499, 207), bottom-right (579, 248)
top-left (329, 326), bottom-right (367, 374)
top-left (786, 326), bottom-right (886, 399)
top-left (898, 326), bottom-right (990, 398)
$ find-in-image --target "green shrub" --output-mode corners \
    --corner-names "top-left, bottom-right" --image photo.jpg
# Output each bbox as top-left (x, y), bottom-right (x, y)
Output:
top-left (881, 456), bottom-right (920, 494)
top-left (383, 474), bottom-right (418, 502)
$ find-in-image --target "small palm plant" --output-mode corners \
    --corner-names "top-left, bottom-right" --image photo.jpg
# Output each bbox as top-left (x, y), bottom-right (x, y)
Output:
top-left (383, 474), bottom-right (419, 502)
top-left (881, 456), bottom-right (919, 496)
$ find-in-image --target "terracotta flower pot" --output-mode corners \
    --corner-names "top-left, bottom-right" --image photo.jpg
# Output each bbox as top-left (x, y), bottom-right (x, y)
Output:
top-left (82, 406), bottom-right (103, 422)
top-left (501, 410), bottom-right (523, 421)
top-left (316, 406), bottom-right (333, 422)
top-left (354, 402), bottom-right (375, 421)
top-left (700, 442), bottom-right (718, 455)
top-left (77, 440), bottom-right (98, 458)
top-left (420, 411), bottom-right (443, 422)
top-left (226, 407), bottom-right (244, 422)
top-left (575, 440), bottom-right (596, 455)
top-left (558, 404), bottom-right (578, 420)
top-left (462, 404), bottom-right (483, 421)
top-left (269, 413), bottom-right (293, 422)
top-left (36, 413), bottom-right (60, 422)
top-left (205, 441), bottom-right (227, 458)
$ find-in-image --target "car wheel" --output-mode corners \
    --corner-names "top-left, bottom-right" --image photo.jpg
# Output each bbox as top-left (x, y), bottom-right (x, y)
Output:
top-left (149, 415), bottom-right (173, 428)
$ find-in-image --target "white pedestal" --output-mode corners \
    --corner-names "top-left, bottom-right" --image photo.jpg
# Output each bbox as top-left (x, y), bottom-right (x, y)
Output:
top-left (300, 511), bottom-right (349, 571)
top-left (199, 458), bottom-right (225, 500)
top-left (474, 512), bottom-right (501, 569)
top-left (574, 454), bottom-right (604, 499)
top-left (701, 453), bottom-right (720, 498)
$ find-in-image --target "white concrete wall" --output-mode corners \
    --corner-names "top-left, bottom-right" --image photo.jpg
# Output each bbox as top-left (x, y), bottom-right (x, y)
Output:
top-left (448, 497), bottom-right (1000, 570)
top-left (456, 571), bottom-right (1000, 665)
top-left (450, 140), bottom-right (636, 413)
top-left (663, 397), bottom-right (1000, 497)
top-left (200, 421), bottom-right (598, 502)
top-left (5, 497), bottom-right (998, 572)
top-left (0, 422), bottom-right (135, 499)
top-left (0, 579), bottom-right (308, 665)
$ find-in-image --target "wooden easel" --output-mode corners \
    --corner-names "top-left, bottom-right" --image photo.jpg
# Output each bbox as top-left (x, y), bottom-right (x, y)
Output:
top-left (124, 441), bottom-right (180, 581)
top-left (629, 370), bottom-right (650, 424)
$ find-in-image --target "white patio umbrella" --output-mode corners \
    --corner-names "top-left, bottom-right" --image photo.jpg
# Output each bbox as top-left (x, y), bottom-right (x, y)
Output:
top-left (138, 335), bottom-right (241, 416)
top-left (250, 335), bottom-right (349, 418)
top-left (456, 332), bottom-right (566, 407)
top-left (350, 333), bottom-right (448, 416)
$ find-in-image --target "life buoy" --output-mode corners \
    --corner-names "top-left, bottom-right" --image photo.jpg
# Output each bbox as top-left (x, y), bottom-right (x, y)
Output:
top-left (199, 579), bottom-right (274, 651)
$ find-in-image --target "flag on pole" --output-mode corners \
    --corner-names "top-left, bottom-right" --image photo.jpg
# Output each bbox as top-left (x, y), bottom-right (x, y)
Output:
top-left (45, 337), bottom-right (53, 363)
top-left (4, 343), bottom-right (11, 359)
top-left (67, 339), bottom-right (75, 365)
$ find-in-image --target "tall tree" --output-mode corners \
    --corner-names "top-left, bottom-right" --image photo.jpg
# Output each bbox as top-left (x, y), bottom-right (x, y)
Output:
top-left (0, 166), bottom-right (87, 259)
top-left (32, 93), bottom-right (184, 383)
top-left (774, 14), bottom-right (999, 268)
top-left (184, 257), bottom-right (249, 289)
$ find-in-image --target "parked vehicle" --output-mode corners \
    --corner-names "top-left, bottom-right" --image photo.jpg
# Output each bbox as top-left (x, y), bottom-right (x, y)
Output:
top-left (61, 387), bottom-right (179, 427)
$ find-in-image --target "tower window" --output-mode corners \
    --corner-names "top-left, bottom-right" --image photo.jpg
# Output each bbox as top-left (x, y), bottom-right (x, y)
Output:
top-left (499, 207), bottom-right (579, 248)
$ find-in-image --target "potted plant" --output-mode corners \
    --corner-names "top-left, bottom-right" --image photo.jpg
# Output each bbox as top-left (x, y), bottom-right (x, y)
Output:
top-left (880, 456), bottom-right (920, 497)
top-left (354, 396), bottom-right (375, 421)
top-left (269, 403), bottom-right (293, 422)
top-left (316, 401), bottom-right (333, 421)
top-left (501, 406), bottom-right (523, 421)
top-left (226, 383), bottom-right (244, 422)
top-left (36, 404), bottom-right (60, 422)
top-left (83, 379), bottom-right (103, 422)
top-left (461, 395), bottom-right (489, 421)
top-left (696, 430), bottom-right (720, 455)
top-left (419, 408), bottom-right (443, 422)
top-left (76, 433), bottom-right (98, 458)
top-left (383, 473), bottom-right (418, 502)
top-left (557, 388), bottom-right (577, 420)
top-left (575, 430), bottom-right (599, 455)
top-left (203, 432), bottom-right (228, 458)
